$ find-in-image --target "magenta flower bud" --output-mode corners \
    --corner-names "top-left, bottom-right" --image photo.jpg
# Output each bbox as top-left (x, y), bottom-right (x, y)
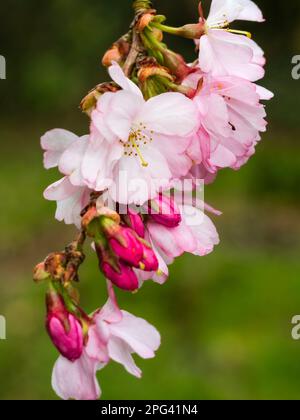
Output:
top-left (102, 261), bottom-right (139, 291)
top-left (140, 244), bottom-right (159, 272)
top-left (46, 291), bottom-right (83, 362)
top-left (123, 209), bottom-right (145, 238)
top-left (108, 226), bottom-right (144, 268)
top-left (149, 195), bottom-right (182, 228)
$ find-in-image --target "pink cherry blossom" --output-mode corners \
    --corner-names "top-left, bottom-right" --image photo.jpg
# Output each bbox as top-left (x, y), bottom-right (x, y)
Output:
top-left (134, 194), bottom-right (220, 286)
top-left (82, 63), bottom-right (199, 205)
top-left (41, 130), bottom-right (92, 228)
top-left (52, 283), bottom-right (161, 400)
top-left (198, 0), bottom-right (265, 81)
top-left (184, 71), bottom-right (273, 174)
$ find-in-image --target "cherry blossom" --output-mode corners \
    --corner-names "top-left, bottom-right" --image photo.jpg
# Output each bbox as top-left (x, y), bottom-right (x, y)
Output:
top-left (198, 0), bottom-right (265, 81)
top-left (82, 63), bottom-right (199, 205)
top-left (52, 283), bottom-right (160, 400)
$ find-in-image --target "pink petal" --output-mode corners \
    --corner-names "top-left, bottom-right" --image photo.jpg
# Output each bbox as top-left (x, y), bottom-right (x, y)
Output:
top-left (208, 0), bottom-right (264, 25)
top-left (109, 311), bottom-right (161, 359)
top-left (58, 136), bottom-right (88, 185)
top-left (108, 63), bottom-right (143, 97)
top-left (99, 281), bottom-right (123, 324)
top-left (199, 30), bottom-right (265, 82)
top-left (107, 336), bottom-right (142, 378)
top-left (139, 92), bottom-right (199, 137)
top-left (105, 90), bottom-right (145, 141)
top-left (52, 353), bottom-right (104, 400)
top-left (41, 129), bottom-right (78, 169)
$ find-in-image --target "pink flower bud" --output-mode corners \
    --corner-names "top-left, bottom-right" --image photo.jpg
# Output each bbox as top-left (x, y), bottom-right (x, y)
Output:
top-left (149, 195), bottom-right (182, 228)
top-left (140, 244), bottom-right (159, 272)
top-left (105, 225), bottom-right (144, 268)
top-left (46, 291), bottom-right (83, 362)
top-left (101, 261), bottom-right (139, 291)
top-left (123, 209), bottom-right (145, 238)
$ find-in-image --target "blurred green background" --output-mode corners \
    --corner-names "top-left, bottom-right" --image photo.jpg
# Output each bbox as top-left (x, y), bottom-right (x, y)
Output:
top-left (1, 0), bottom-right (300, 400)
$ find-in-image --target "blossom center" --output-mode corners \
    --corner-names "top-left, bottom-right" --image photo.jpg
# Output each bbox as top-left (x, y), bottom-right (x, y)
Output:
top-left (122, 123), bottom-right (154, 168)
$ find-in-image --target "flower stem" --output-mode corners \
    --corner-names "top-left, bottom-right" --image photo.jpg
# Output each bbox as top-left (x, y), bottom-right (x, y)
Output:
top-left (151, 22), bottom-right (182, 36)
top-left (123, 29), bottom-right (143, 77)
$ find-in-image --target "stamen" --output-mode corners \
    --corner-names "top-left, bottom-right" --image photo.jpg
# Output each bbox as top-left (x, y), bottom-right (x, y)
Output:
top-left (209, 20), bottom-right (229, 30)
top-left (208, 19), bottom-right (252, 39)
top-left (129, 132), bottom-right (149, 167)
top-left (226, 29), bottom-right (252, 38)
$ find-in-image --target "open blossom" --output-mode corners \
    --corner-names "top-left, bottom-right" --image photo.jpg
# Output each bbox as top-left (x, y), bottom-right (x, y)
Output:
top-left (41, 129), bottom-right (92, 228)
top-left (197, 0), bottom-right (265, 81)
top-left (82, 63), bottom-right (199, 205)
top-left (133, 194), bottom-right (220, 285)
top-left (52, 283), bottom-right (161, 400)
top-left (184, 71), bottom-right (273, 174)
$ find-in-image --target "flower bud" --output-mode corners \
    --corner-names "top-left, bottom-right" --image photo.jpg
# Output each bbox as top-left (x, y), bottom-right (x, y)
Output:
top-left (102, 37), bottom-right (130, 67)
top-left (140, 243), bottom-right (159, 272)
top-left (138, 64), bottom-right (173, 84)
top-left (149, 195), bottom-right (182, 228)
top-left (122, 209), bottom-right (145, 238)
top-left (46, 290), bottom-right (83, 361)
top-left (107, 225), bottom-right (144, 268)
top-left (101, 261), bottom-right (139, 292)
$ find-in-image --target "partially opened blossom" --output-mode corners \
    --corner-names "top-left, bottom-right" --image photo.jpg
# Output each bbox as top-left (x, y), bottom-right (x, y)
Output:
top-left (82, 63), bottom-right (199, 205)
top-left (184, 71), bottom-right (273, 174)
top-left (135, 194), bottom-right (220, 285)
top-left (42, 130), bottom-right (92, 227)
top-left (197, 0), bottom-right (265, 81)
top-left (52, 283), bottom-right (161, 400)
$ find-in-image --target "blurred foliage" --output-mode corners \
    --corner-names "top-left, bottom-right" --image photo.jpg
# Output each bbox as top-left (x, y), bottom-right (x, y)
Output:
top-left (0, 0), bottom-right (300, 400)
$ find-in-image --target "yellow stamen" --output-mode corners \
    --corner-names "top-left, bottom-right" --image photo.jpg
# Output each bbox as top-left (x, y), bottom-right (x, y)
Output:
top-left (226, 29), bottom-right (252, 39)
top-left (139, 262), bottom-right (146, 270)
top-left (208, 19), bottom-right (252, 39)
top-left (129, 133), bottom-right (149, 167)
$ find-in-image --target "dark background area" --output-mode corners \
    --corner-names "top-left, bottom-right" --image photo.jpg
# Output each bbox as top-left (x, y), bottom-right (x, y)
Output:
top-left (0, 0), bottom-right (300, 400)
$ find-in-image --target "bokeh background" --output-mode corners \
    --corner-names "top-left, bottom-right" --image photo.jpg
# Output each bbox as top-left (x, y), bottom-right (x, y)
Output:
top-left (1, 0), bottom-right (300, 400)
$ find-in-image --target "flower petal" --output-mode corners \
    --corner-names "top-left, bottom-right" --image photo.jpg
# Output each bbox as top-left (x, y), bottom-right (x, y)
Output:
top-left (108, 63), bottom-right (143, 97)
top-left (139, 92), bottom-right (198, 137)
top-left (41, 129), bottom-right (78, 169)
top-left (199, 30), bottom-right (265, 82)
top-left (105, 90), bottom-right (145, 141)
top-left (52, 354), bottom-right (103, 400)
top-left (109, 311), bottom-right (161, 359)
top-left (207, 0), bottom-right (264, 25)
top-left (107, 336), bottom-right (142, 378)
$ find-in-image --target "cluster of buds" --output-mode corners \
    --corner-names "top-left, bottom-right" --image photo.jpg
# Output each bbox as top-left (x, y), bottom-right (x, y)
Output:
top-left (83, 204), bottom-right (159, 291)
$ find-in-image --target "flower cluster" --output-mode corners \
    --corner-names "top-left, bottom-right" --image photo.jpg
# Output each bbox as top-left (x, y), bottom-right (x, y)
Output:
top-left (34, 0), bottom-right (272, 400)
